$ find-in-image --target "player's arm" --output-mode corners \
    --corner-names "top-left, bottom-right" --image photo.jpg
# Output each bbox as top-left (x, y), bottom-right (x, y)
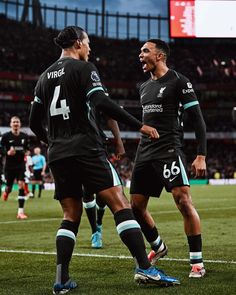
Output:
top-left (178, 75), bottom-right (207, 177)
top-left (0, 135), bottom-right (14, 156)
top-left (83, 62), bottom-right (159, 139)
top-left (185, 105), bottom-right (207, 178)
top-left (105, 115), bottom-right (125, 160)
top-left (29, 100), bottom-right (48, 145)
top-left (90, 91), bottom-right (159, 139)
top-left (41, 156), bottom-right (47, 175)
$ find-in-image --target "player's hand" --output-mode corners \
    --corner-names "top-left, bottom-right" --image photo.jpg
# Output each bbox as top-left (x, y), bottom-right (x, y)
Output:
top-left (140, 125), bottom-right (159, 140)
top-left (7, 146), bottom-right (16, 156)
top-left (115, 140), bottom-right (125, 160)
top-left (191, 155), bottom-right (206, 178)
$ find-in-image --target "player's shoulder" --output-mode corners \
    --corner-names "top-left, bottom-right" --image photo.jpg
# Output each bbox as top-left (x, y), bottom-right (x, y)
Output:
top-left (19, 131), bottom-right (29, 138)
top-left (1, 131), bottom-right (11, 138)
top-left (66, 60), bottom-right (99, 79)
top-left (65, 58), bottom-right (88, 68)
top-left (170, 69), bottom-right (190, 82)
top-left (140, 78), bottom-right (152, 90)
top-left (42, 58), bottom-right (97, 76)
top-left (78, 61), bottom-right (98, 72)
top-left (62, 58), bottom-right (96, 70)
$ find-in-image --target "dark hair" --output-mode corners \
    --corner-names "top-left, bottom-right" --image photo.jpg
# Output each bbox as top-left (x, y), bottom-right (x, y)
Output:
top-left (147, 39), bottom-right (170, 57)
top-left (54, 26), bottom-right (86, 49)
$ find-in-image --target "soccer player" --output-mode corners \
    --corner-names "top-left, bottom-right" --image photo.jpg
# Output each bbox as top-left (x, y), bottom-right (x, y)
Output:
top-left (31, 146), bottom-right (46, 198)
top-left (83, 114), bottom-right (125, 249)
top-left (130, 39), bottom-right (207, 278)
top-left (1, 116), bottom-right (30, 219)
top-left (29, 26), bottom-right (180, 294)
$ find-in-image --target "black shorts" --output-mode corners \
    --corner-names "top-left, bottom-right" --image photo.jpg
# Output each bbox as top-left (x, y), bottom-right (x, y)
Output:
top-left (33, 169), bottom-right (43, 181)
top-left (49, 152), bottom-right (122, 201)
top-left (130, 151), bottom-right (189, 197)
top-left (4, 165), bottom-right (26, 187)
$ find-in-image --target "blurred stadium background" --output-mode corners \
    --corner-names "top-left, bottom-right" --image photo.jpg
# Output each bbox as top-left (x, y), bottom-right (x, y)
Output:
top-left (0, 1), bottom-right (236, 294)
top-left (0, 0), bottom-right (236, 186)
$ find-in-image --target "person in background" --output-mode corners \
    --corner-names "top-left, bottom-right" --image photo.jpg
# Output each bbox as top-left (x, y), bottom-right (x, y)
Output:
top-left (31, 146), bottom-right (46, 198)
top-left (1, 116), bottom-right (30, 219)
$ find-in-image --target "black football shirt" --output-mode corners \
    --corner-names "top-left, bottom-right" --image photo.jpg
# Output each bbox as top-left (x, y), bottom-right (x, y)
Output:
top-left (1, 131), bottom-right (29, 169)
top-left (34, 57), bottom-right (108, 163)
top-left (136, 69), bottom-right (199, 162)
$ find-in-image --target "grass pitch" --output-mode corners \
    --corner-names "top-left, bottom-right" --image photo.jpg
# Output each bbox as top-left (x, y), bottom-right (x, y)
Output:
top-left (0, 185), bottom-right (235, 295)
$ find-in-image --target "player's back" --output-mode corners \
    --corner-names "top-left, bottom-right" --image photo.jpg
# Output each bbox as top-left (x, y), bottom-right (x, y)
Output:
top-left (35, 57), bottom-right (104, 163)
top-left (37, 58), bottom-right (92, 137)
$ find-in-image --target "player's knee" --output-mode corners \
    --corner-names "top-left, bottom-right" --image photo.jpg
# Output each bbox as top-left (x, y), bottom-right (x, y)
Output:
top-left (61, 200), bottom-right (83, 223)
top-left (63, 211), bottom-right (82, 223)
top-left (99, 186), bottom-right (130, 213)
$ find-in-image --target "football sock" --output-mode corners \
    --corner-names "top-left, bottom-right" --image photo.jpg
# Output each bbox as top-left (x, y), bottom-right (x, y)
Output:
top-left (96, 203), bottom-right (106, 226)
top-left (187, 234), bottom-right (203, 266)
top-left (56, 220), bottom-right (79, 284)
top-left (18, 188), bottom-right (25, 211)
top-left (135, 219), bottom-right (165, 253)
top-left (32, 184), bottom-right (36, 196)
top-left (38, 184), bottom-right (43, 198)
top-left (83, 199), bottom-right (97, 233)
top-left (147, 227), bottom-right (165, 252)
top-left (114, 208), bottom-right (150, 269)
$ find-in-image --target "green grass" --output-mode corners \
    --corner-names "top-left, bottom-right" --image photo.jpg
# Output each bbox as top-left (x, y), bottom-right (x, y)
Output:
top-left (0, 186), bottom-right (236, 295)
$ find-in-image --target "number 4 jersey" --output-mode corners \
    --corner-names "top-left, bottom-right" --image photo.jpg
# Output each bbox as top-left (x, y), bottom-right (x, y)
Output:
top-left (135, 69), bottom-right (199, 162)
top-left (34, 57), bottom-right (107, 163)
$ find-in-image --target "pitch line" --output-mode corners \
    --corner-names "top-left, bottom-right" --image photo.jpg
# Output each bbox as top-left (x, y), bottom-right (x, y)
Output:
top-left (1, 206), bottom-right (236, 225)
top-left (0, 218), bottom-right (61, 224)
top-left (0, 249), bottom-right (235, 265)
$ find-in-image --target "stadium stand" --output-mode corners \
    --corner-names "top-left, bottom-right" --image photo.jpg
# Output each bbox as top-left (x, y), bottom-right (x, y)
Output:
top-left (0, 15), bottom-right (235, 182)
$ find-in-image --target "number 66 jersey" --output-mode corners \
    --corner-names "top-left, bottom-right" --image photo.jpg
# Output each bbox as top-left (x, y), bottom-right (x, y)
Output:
top-left (135, 69), bottom-right (201, 163)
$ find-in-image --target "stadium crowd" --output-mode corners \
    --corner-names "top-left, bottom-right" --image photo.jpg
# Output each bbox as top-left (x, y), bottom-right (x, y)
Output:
top-left (0, 16), bottom-right (235, 182)
top-left (1, 15), bottom-right (236, 84)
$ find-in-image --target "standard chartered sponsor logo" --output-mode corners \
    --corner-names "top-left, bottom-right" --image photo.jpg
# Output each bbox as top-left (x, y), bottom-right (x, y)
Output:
top-left (143, 104), bottom-right (163, 113)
